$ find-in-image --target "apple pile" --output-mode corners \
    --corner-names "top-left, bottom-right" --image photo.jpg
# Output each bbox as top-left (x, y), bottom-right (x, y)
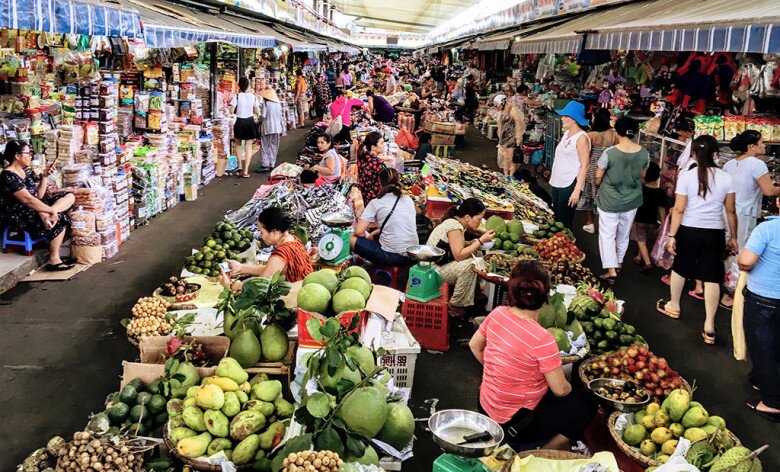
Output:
top-left (582, 344), bottom-right (687, 401)
top-left (534, 233), bottom-right (584, 262)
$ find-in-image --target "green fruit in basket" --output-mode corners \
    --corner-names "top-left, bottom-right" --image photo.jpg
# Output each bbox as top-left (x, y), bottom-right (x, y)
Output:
top-left (119, 385), bottom-right (138, 404)
top-left (107, 402), bottom-right (130, 424)
top-left (136, 391), bottom-right (153, 406)
top-left (623, 424), bottom-right (647, 446)
top-left (502, 240), bottom-right (514, 251)
top-left (493, 238), bottom-right (502, 249)
top-left (129, 404), bottom-right (148, 424)
top-left (508, 233), bottom-right (520, 243)
top-left (193, 252), bottom-right (204, 261)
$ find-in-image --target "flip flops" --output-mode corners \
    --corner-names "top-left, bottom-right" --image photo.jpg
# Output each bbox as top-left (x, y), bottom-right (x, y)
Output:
top-left (688, 289), bottom-right (704, 300)
top-left (47, 261), bottom-right (75, 271)
top-left (655, 299), bottom-right (680, 319)
top-left (701, 331), bottom-right (716, 345)
top-left (746, 402), bottom-right (780, 423)
top-left (638, 264), bottom-right (654, 273)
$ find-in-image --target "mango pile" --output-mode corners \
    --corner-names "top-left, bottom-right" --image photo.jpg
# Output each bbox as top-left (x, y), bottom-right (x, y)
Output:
top-left (167, 357), bottom-right (293, 469)
top-left (621, 389), bottom-right (753, 471)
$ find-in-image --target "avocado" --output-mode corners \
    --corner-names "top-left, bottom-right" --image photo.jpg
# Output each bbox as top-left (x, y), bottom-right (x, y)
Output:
top-left (119, 385), bottom-right (138, 404)
top-left (148, 378), bottom-right (162, 395)
top-left (129, 404), bottom-right (148, 424)
top-left (107, 402), bottom-right (130, 424)
top-left (136, 392), bottom-right (153, 406)
top-left (148, 394), bottom-right (167, 414)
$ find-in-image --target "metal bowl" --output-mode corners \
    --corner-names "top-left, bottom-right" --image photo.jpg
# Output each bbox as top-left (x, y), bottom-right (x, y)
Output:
top-left (428, 409), bottom-right (504, 458)
top-left (588, 378), bottom-right (651, 412)
top-left (406, 245), bottom-right (445, 262)
top-left (321, 211), bottom-right (354, 227)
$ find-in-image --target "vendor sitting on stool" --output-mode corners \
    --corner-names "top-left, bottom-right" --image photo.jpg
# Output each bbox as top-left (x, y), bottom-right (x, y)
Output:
top-left (426, 198), bottom-right (495, 317)
top-left (301, 133), bottom-right (345, 185)
top-left (470, 260), bottom-right (596, 450)
top-left (221, 207), bottom-right (313, 286)
top-left (350, 168), bottom-right (418, 267)
top-left (0, 140), bottom-right (75, 271)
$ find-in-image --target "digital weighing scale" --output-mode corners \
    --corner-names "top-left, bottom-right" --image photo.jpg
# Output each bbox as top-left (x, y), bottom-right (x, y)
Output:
top-left (405, 245), bottom-right (445, 302)
top-left (317, 211), bottom-right (354, 266)
top-left (429, 409), bottom-right (504, 472)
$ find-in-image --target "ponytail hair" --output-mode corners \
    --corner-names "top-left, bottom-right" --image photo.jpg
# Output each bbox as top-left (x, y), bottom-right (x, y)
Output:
top-left (376, 167), bottom-right (402, 199)
top-left (691, 135), bottom-right (719, 198)
top-left (3, 140), bottom-right (29, 166)
top-left (358, 131), bottom-right (383, 159)
top-left (507, 260), bottom-right (550, 310)
top-left (729, 129), bottom-right (762, 153)
top-left (443, 197), bottom-right (485, 220)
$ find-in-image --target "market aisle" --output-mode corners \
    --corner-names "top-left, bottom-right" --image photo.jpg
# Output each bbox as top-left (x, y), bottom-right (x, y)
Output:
top-left (0, 127), bottom-right (307, 471)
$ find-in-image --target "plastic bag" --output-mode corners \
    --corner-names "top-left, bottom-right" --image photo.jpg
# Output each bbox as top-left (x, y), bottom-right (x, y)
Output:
top-left (651, 214), bottom-right (674, 270)
top-left (723, 255), bottom-right (740, 292)
top-left (394, 127), bottom-right (419, 150)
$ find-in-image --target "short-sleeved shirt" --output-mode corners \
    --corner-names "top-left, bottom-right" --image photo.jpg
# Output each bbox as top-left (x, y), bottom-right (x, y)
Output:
top-left (361, 194), bottom-right (419, 255)
top-left (722, 156), bottom-right (769, 218)
top-left (745, 216), bottom-right (780, 299)
top-left (230, 92), bottom-right (259, 119)
top-left (676, 168), bottom-right (734, 230)
top-left (426, 218), bottom-right (463, 254)
top-left (635, 185), bottom-right (669, 225)
top-left (478, 306), bottom-right (562, 423)
top-left (596, 146), bottom-right (649, 213)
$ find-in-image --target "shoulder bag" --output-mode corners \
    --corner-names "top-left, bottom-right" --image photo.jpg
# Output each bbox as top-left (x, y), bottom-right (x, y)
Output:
top-left (373, 195), bottom-right (401, 239)
top-left (326, 100), bottom-right (347, 137)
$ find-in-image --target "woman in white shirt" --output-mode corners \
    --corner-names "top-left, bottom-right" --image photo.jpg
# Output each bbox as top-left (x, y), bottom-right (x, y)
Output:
top-left (350, 168), bottom-right (419, 267)
top-left (548, 101), bottom-right (591, 229)
top-left (719, 130), bottom-right (779, 309)
top-left (657, 135), bottom-right (738, 345)
top-left (307, 133), bottom-right (344, 184)
top-left (230, 77), bottom-right (260, 178)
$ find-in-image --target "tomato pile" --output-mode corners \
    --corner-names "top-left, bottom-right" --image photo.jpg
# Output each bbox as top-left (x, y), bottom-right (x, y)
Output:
top-left (534, 233), bottom-right (584, 262)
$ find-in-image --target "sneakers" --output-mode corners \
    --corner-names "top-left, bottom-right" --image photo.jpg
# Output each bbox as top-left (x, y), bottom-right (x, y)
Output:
top-left (582, 224), bottom-right (595, 234)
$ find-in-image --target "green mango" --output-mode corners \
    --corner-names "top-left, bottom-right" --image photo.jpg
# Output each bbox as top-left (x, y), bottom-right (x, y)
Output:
top-left (273, 397), bottom-right (294, 418)
top-left (176, 432), bottom-right (211, 458)
top-left (258, 421), bottom-right (286, 450)
top-left (207, 437), bottom-right (233, 456)
top-left (170, 427), bottom-right (197, 445)
top-left (233, 434), bottom-right (261, 465)
top-left (215, 357), bottom-right (249, 384)
top-left (222, 391), bottom-right (241, 417)
top-left (243, 400), bottom-right (275, 417)
top-left (182, 406), bottom-right (207, 432)
top-left (166, 398), bottom-right (184, 417)
top-left (251, 380), bottom-right (282, 402)
top-left (236, 391), bottom-right (249, 404)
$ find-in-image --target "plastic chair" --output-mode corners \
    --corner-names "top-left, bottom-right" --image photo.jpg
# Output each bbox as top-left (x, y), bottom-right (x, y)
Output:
top-left (371, 265), bottom-right (410, 291)
top-left (2, 227), bottom-right (47, 256)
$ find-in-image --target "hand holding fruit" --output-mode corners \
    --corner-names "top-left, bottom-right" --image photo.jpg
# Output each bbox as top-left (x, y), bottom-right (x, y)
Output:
top-left (479, 230), bottom-right (496, 244)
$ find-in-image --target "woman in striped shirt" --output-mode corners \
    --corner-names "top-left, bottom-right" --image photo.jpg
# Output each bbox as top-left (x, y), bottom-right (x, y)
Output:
top-left (469, 261), bottom-right (596, 450)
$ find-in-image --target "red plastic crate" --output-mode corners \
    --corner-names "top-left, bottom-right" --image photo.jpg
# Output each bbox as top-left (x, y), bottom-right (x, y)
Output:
top-left (297, 309), bottom-right (367, 348)
top-left (401, 283), bottom-right (450, 352)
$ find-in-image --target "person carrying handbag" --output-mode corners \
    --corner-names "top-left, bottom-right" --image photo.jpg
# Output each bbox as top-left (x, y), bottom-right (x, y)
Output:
top-left (230, 77), bottom-right (260, 178)
top-left (328, 89), bottom-right (364, 144)
top-left (350, 168), bottom-right (419, 267)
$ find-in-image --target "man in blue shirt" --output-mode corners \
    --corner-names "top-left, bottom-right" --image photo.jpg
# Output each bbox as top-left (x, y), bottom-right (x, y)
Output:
top-left (738, 197), bottom-right (780, 421)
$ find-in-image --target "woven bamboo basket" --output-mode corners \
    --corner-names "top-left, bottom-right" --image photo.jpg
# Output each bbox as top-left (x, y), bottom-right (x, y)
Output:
top-left (561, 341), bottom-right (589, 365)
top-left (607, 411), bottom-right (741, 467)
top-left (163, 424), bottom-right (252, 471)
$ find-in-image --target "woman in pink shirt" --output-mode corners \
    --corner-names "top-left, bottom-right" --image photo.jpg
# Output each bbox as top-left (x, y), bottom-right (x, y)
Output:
top-left (469, 261), bottom-right (596, 450)
top-left (328, 89), bottom-right (364, 143)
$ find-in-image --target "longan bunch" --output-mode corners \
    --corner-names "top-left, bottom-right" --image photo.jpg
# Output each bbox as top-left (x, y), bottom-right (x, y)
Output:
top-left (282, 451), bottom-right (343, 472)
top-left (126, 297), bottom-right (171, 338)
top-left (55, 431), bottom-right (144, 472)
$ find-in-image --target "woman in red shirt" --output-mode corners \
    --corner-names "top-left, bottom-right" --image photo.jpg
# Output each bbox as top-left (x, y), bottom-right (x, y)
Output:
top-left (469, 261), bottom-right (596, 450)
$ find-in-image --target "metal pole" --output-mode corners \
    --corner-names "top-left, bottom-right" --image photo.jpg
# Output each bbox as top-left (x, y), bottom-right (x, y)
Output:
top-left (209, 42), bottom-right (218, 119)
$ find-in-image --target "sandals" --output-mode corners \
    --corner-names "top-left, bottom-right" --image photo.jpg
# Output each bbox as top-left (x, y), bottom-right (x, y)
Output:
top-left (688, 289), bottom-right (705, 301)
top-left (719, 302), bottom-right (733, 311)
top-left (47, 261), bottom-right (75, 271)
top-left (599, 274), bottom-right (617, 286)
top-left (656, 299), bottom-right (680, 319)
top-left (746, 402), bottom-right (780, 423)
top-left (701, 331), bottom-right (717, 345)
top-left (638, 263), bottom-right (654, 273)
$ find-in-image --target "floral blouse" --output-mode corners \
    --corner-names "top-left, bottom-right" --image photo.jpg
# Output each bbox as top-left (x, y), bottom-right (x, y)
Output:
top-left (358, 152), bottom-right (386, 205)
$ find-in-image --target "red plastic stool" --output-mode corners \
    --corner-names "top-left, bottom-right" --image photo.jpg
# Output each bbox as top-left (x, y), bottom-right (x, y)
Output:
top-left (371, 265), bottom-right (410, 291)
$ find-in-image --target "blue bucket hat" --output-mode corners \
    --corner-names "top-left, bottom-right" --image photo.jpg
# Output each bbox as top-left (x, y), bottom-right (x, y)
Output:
top-left (555, 101), bottom-right (589, 127)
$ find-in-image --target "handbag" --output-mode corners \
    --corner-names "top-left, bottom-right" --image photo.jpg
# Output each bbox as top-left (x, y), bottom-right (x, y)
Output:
top-left (326, 100), bottom-right (346, 137)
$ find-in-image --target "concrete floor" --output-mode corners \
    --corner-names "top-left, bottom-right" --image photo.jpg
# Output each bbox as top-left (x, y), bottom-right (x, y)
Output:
top-left (2, 125), bottom-right (778, 470)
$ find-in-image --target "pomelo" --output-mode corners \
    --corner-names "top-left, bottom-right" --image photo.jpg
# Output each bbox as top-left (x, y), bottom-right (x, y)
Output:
top-left (345, 445), bottom-right (380, 465)
top-left (303, 269), bottom-right (340, 294)
top-left (340, 277), bottom-right (372, 301)
top-left (297, 283), bottom-right (331, 314)
top-left (485, 215), bottom-right (506, 234)
top-left (377, 402), bottom-right (415, 450)
top-left (506, 219), bottom-right (525, 236)
top-left (319, 362), bottom-right (361, 390)
top-left (337, 386), bottom-right (388, 438)
top-left (343, 266), bottom-right (372, 285)
top-left (332, 289), bottom-right (366, 313)
top-left (346, 345), bottom-right (375, 377)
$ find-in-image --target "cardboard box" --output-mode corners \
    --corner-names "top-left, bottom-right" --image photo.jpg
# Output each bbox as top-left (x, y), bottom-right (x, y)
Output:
top-left (139, 335), bottom-right (230, 365)
top-left (120, 361), bottom-right (216, 389)
top-left (430, 133), bottom-right (456, 145)
top-left (425, 121), bottom-right (456, 135)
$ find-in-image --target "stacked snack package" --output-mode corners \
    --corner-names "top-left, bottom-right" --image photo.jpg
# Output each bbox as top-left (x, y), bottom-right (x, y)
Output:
top-left (56, 124), bottom-right (84, 166)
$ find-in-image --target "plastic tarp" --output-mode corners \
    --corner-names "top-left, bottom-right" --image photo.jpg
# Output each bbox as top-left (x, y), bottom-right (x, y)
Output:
top-left (0, 0), bottom-right (141, 38)
top-left (584, 0), bottom-right (780, 54)
top-left (128, 0), bottom-right (275, 49)
top-left (473, 19), bottom-right (569, 52)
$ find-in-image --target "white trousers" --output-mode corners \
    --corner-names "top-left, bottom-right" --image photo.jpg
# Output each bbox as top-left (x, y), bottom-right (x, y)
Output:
top-left (599, 208), bottom-right (638, 269)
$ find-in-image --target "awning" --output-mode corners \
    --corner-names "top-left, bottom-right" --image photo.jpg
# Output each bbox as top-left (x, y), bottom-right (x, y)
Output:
top-left (1, 0), bottom-right (141, 38)
top-left (127, 0), bottom-right (276, 49)
top-left (474, 30), bottom-right (517, 51)
top-left (269, 23), bottom-right (328, 52)
top-left (584, 0), bottom-right (780, 54)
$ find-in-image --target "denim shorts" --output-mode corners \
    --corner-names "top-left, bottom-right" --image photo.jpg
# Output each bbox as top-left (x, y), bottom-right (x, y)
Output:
top-left (354, 238), bottom-right (411, 266)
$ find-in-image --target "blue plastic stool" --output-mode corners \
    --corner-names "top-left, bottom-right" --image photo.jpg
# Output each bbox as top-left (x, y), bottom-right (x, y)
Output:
top-left (2, 227), bottom-right (47, 256)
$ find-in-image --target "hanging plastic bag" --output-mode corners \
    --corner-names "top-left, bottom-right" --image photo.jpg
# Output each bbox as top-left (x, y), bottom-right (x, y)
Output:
top-left (723, 255), bottom-right (741, 292)
top-left (651, 214), bottom-right (674, 270)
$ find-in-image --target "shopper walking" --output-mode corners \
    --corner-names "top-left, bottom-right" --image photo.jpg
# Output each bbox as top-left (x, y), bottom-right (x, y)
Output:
top-left (594, 117), bottom-right (649, 283)
top-left (470, 260), bottom-right (596, 450)
top-left (294, 69), bottom-right (309, 129)
top-left (230, 77), bottom-right (260, 178)
top-left (328, 89), bottom-right (364, 144)
top-left (579, 108), bottom-right (617, 233)
top-left (255, 88), bottom-right (283, 174)
top-left (494, 94), bottom-right (525, 177)
top-left (630, 162), bottom-right (669, 272)
top-left (549, 101), bottom-right (591, 229)
top-left (720, 130), bottom-right (780, 308)
top-left (656, 135), bottom-right (738, 345)
top-left (738, 197), bottom-right (780, 421)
